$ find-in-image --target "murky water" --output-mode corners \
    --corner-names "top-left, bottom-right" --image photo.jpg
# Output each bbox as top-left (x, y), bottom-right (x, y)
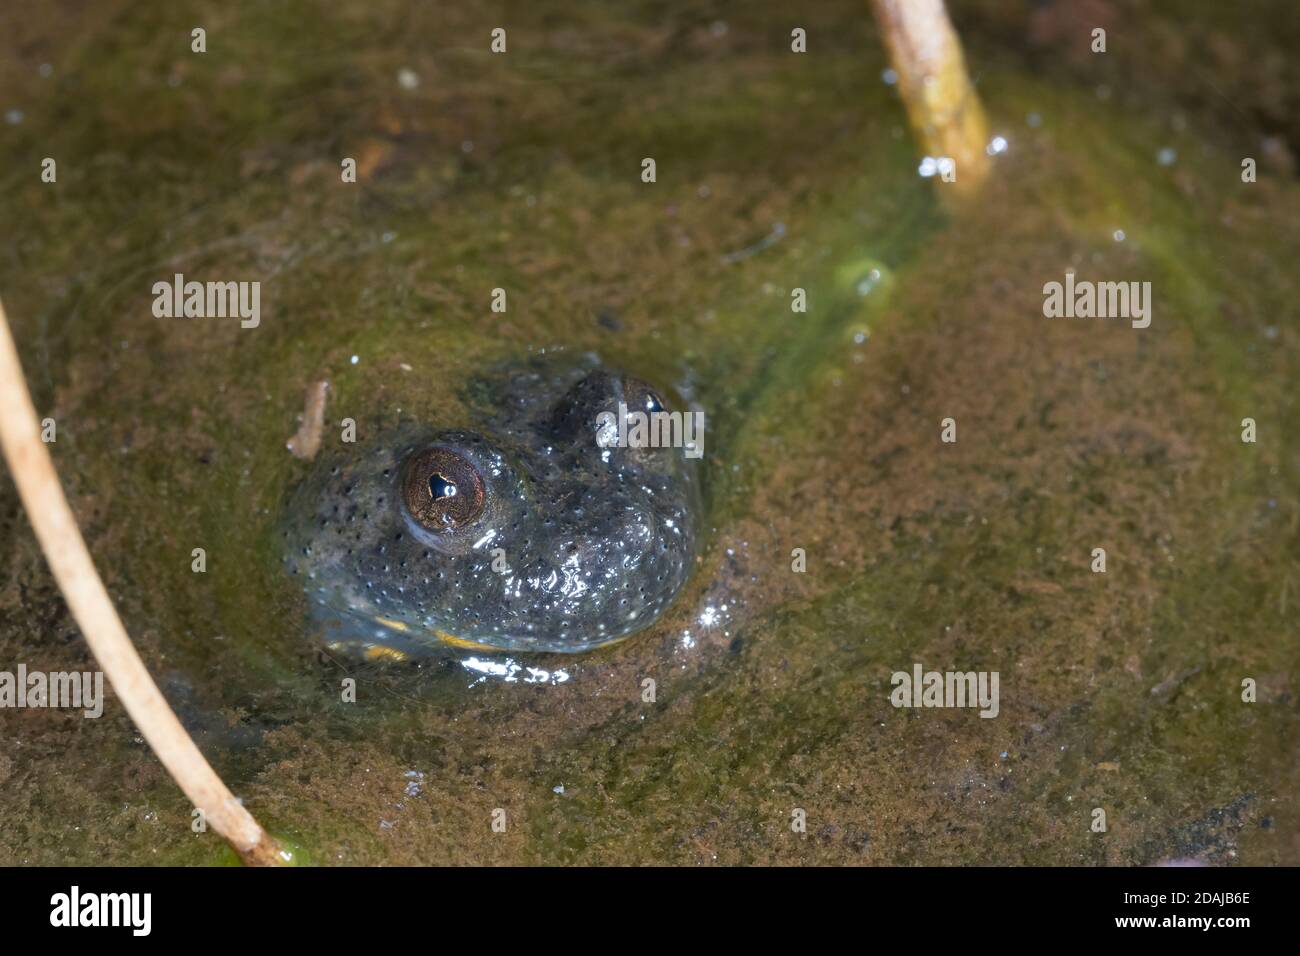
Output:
top-left (1, 0), bottom-right (1296, 864)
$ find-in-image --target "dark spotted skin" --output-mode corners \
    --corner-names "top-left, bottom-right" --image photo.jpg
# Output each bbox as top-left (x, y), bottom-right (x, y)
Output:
top-left (282, 356), bottom-right (700, 655)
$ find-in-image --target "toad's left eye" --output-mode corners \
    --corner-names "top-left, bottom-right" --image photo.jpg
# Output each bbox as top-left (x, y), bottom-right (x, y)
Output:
top-left (625, 378), bottom-right (665, 415)
top-left (400, 447), bottom-right (486, 531)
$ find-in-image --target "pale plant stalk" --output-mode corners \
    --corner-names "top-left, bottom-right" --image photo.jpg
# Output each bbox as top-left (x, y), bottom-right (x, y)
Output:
top-left (0, 295), bottom-right (285, 867)
top-left (871, 0), bottom-right (991, 198)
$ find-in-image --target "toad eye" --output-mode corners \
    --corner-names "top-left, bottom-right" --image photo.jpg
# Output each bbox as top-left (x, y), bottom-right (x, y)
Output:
top-left (625, 379), bottom-right (666, 415)
top-left (401, 447), bottom-right (486, 531)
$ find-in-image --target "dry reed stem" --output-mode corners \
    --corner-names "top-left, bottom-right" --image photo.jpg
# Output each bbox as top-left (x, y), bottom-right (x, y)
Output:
top-left (871, 0), bottom-right (991, 199)
top-left (0, 295), bottom-right (285, 867)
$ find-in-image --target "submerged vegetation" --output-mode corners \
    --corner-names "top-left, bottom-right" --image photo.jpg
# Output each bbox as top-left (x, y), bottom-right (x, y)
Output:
top-left (0, 0), bottom-right (1296, 865)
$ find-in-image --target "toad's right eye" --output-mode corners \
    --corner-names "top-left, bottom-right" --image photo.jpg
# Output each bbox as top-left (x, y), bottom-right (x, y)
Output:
top-left (400, 447), bottom-right (486, 531)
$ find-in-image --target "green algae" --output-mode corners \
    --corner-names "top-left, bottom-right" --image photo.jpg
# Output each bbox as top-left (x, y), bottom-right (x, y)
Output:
top-left (0, 0), bottom-right (1296, 865)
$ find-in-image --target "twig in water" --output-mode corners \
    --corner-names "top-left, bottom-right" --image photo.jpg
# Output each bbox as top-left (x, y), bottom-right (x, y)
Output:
top-left (0, 294), bottom-right (287, 867)
top-left (871, 0), bottom-right (991, 200)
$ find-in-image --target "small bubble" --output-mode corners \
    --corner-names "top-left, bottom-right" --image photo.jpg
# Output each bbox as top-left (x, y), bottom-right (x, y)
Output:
top-left (1157, 147), bottom-right (1178, 166)
top-left (855, 269), bottom-right (882, 297)
top-left (397, 68), bottom-right (419, 90)
top-left (1113, 229), bottom-right (1126, 242)
top-left (881, 68), bottom-right (898, 86)
top-left (350, 355), bottom-right (360, 365)
top-left (5, 109), bottom-right (24, 125)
